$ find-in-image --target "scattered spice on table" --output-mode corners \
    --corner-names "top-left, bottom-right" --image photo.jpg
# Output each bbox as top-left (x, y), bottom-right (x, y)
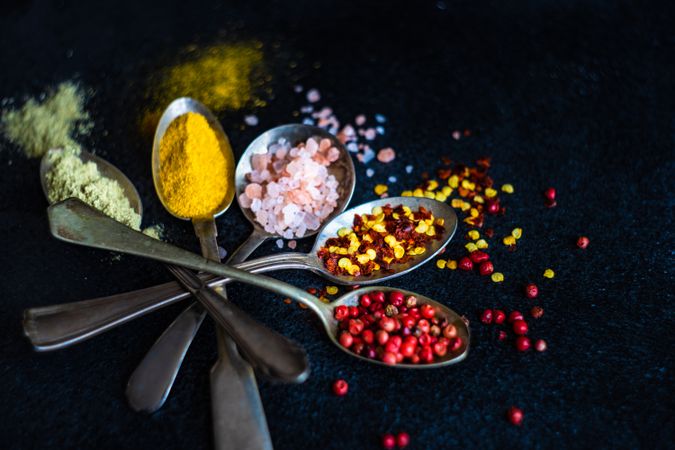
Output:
top-left (334, 290), bottom-right (463, 365)
top-left (44, 147), bottom-right (142, 229)
top-left (158, 112), bottom-right (234, 218)
top-left (238, 136), bottom-right (340, 238)
top-left (317, 204), bottom-right (445, 277)
top-left (1, 82), bottom-right (92, 158)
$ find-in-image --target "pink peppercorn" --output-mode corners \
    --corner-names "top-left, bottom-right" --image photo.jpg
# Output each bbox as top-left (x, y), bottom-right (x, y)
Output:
top-left (469, 250), bottom-right (489, 264)
top-left (449, 337), bottom-right (463, 352)
top-left (382, 433), bottom-right (396, 449)
top-left (512, 319), bottom-right (528, 335)
top-left (371, 291), bottom-right (386, 303)
top-left (508, 311), bottom-right (524, 323)
top-left (339, 332), bottom-right (353, 348)
top-left (525, 283), bottom-right (539, 299)
top-left (389, 291), bottom-right (405, 307)
top-left (498, 330), bottom-right (507, 341)
top-left (382, 352), bottom-right (397, 366)
top-left (334, 305), bottom-right (349, 321)
top-left (396, 432), bottom-right (410, 448)
top-left (507, 406), bottom-right (524, 426)
top-left (493, 310), bottom-right (506, 324)
top-left (458, 257), bottom-right (474, 271)
top-left (420, 304), bottom-right (435, 319)
top-left (480, 309), bottom-right (493, 324)
top-left (535, 339), bottom-right (547, 352)
top-left (443, 324), bottom-right (457, 339)
top-left (360, 294), bottom-right (372, 308)
top-left (515, 336), bottom-right (531, 352)
top-left (332, 379), bottom-right (348, 396)
top-left (577, 236), bottom-right (590, 249)
top-left (479, 261), bottom-right (494, 276)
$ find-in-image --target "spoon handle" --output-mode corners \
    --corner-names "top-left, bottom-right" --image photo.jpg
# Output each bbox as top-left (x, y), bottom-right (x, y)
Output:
top-left (166, 264), bottom-right (308, 382)
top-left (23, 253), bottom-right (312, 351)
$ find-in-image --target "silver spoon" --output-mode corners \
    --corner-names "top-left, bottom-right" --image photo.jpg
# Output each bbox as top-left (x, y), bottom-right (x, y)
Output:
top-left (36, 147), bottom-right (301, 449)
top-left (47, 198), bottom-right (470, 368)
top-left (24, 196), bottom-right (457, 348)
top-left (127, 122), bottom-right (356, 413)
top-left (133, 97), bottom-right (274, 450)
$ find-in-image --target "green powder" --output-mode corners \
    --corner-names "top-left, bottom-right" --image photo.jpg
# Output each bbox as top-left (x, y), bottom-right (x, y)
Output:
top-left (45, 147), bottom-right (142, 230)
top-left (1, 82), bottom-right (92, 158)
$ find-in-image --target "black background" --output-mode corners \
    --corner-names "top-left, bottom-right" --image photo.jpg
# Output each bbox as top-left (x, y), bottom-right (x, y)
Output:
top-left (1, 1), bottom-right (673, 449)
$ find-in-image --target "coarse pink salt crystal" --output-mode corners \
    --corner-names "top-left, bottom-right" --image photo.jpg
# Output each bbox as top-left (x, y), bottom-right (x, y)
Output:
top-left (355, 115), bottom-right (366, 126)
top-left (244, 115), bottom-right (259, 126)
top-left (364, 128), bottom-right (376, 140)
top-left (244, 183), bottom-right (263, 199)
top-left (307, 89), bottom-right (321, 103)
top-left (377, 147), bottom-right (396, 163)
top-left (288, 240), bottom-right (297, 249)
top-left (452, 130), bottom-right (461, 140)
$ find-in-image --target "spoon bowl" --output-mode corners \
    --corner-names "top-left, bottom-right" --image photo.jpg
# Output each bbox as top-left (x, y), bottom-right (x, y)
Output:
top-left (40, 148), bottom-right (143, 216)
top-left (319, 287), bottom-right (469, 368)
top-left (151, 97), bottom-right (236, 220)
top-left (234, 123), bottom-right (356, 240)
top-left (234, 196), bottom-right (458, 285)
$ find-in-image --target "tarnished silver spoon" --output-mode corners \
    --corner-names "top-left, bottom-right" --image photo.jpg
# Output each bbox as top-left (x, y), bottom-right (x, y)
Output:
top-left (47, 198), bottom-right (470, 368)
top-left (24, 196), bottom-right (457, 348)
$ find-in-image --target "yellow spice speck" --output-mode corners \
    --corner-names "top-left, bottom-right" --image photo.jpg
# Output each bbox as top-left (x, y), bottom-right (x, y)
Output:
top-left (447, 260), bottom-right (458, 270)
top-left (512, 228), bottom-right (523, 239)
top-left (501, 184), bottom-right (514, 194)
top-left (491, 272), bottom-right (504, 282)
top-left (374, 184), bottom-right (388, 195)
top-left (543, 268), bottom-right (555, 279)
top-left (465, 242), bottom-right (478, 253)
top-left (436, 259), bottom-right (447, 269)
top-left (326, 286), bottom-right (338, 295)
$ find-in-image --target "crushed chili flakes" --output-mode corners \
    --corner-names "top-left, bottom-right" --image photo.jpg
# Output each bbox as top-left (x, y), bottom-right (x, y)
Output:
top-left (317, 204), bottom-right (444, 277)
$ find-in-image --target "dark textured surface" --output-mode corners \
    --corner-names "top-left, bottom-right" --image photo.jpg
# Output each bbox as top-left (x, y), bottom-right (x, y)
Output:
top-left (1, 1), bottom-right (674, 449)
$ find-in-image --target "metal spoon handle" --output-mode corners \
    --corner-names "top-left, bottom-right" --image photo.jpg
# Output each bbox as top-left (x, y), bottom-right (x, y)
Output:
top-left (126, 229), bottom-right (268, 412)
top-left (23, 254), bottom-right (312, 351)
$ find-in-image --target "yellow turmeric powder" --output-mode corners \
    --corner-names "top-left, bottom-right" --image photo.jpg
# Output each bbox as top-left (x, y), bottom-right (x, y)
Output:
top-left (158, 112), bottom-right (233, 218)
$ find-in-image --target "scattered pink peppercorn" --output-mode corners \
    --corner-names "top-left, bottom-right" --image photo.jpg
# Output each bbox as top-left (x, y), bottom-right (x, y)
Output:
top-left (396, 432), bottom-right (410, 448)
top-left (576, 236), bottom-right (590, 249)
top-left (498, 330), bottom-right (507, 341)
top-left (469, 250), bottom-right (489, 264)
top-left (332, 379), bottom-right (348, 396)
top-left (530, 306), bottom-right (544, 319)
top-left (458, 257), bottom-right (474, 271)
top-left (515, 336), bottom-right (531, 352)
top-left (493, 310), bottom-right (506, 324)
top-left (525, 283), bottom-right (539, 299)
top-left (535, 339), bottom-right (547, 352)
top-left (508, 311), bottom-right (524, 323)
top-left (507, 406), bottom-right (524, 426)
top-left (382, 433), bottom-right (396, 449)
top-left (544, 187), bottom-right (556, 201)
top-left (480, 309), bottom-right (493, 324)
top-left (512, 319), bottom-right (528, 335)
top-left (486, 200), bottom-right (500, 215)
top-left (479, 261), bottom-right (494, 276)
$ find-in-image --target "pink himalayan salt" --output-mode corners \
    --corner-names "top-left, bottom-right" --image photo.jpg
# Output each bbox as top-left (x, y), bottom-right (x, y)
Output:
top-left (452, 130), bottom-right (461, 140)
top-left (355, 114), bottom-right (366, 126)
top-left (307, 89), bottom-right (321, 103)
top-left (364, 128), bottom-right (376, 140)
top-left (377, 147), bottom-right (396, 163)
top-left (239, 137), bottom-right (340, 238)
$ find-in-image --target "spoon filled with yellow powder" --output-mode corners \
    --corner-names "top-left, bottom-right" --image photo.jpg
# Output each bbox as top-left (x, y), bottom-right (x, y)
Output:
top-left (153, 99), bottom-right (235, 248)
